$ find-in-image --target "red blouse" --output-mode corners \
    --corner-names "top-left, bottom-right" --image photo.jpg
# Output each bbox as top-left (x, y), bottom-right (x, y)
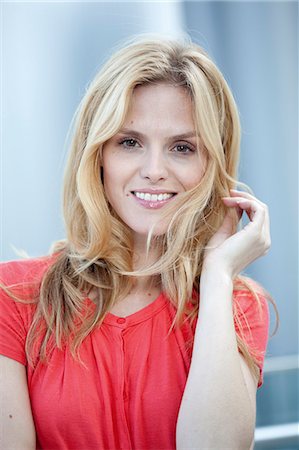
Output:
top-left (0, 256), bottom-right (269, 450)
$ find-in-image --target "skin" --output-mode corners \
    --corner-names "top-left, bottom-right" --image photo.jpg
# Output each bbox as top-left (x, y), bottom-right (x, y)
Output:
top-left (102, 83), bottom-right (206, 252)
top-left (102, 83), bottom-right (206, 313)
top-left (0, 82), bottom-right (270, 449)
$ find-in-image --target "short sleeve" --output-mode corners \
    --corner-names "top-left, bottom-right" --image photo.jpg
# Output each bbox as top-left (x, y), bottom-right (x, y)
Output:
top-left (0, 257), bottom-right (51, 366)
top-left (0, 287), bottom-right (28, 365)
top-left (233, 289), bottom-right (270, 387)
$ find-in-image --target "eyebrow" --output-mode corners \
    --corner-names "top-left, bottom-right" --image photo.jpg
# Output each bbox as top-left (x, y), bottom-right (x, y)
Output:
top-left (118, 128), bottom-right (198, 141)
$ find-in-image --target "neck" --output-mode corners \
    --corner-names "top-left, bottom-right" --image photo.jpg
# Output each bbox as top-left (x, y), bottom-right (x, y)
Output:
top-left (132, 232), bottom-right (162, 265)
top-left (131, 234), bottom-right (162, 292)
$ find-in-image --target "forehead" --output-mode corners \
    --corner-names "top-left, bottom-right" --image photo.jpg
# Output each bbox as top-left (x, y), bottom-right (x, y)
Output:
top-left (123, 83), bottom-right (195, 132)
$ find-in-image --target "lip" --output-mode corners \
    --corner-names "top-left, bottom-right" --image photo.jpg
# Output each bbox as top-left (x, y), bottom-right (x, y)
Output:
top-left (130, 191), bottom-right (177, 209)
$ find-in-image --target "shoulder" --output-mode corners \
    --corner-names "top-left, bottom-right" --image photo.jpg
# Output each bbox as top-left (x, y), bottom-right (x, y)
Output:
top-left (233, 277), bottom-right (270, 360)
top-left (0, 254), bottom-right (57, 365)
top-left (0, 253), bottom-right (58, 330)
top-left (0, 254), bottom-right (57, 287)
top-left (232, 276), bottom-right (270, 347)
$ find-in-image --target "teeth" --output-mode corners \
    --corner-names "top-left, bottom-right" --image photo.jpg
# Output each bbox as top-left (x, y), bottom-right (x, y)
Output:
top-left (134, 192), bottom-right (174, 202)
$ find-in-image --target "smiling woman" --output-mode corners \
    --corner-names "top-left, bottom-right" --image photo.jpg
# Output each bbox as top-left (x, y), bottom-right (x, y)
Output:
top-left (0, 35), bottom-right (275, 450)
top-left (102, 83), bottom-right (206, 238)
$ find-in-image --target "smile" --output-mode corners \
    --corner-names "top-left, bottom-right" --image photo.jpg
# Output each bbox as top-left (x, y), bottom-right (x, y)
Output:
top-left (131, 191), bottom-right (177, 209)
top-left (133, 191), bottom-right (175, 202)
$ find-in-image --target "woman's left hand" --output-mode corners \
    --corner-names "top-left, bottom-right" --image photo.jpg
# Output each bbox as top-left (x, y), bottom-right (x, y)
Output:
top-left (202, 189), bottom-right (271, 279)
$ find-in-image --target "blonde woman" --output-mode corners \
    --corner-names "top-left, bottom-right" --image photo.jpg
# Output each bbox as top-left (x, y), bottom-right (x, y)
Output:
top-left (0, 36), bottom-right (273, 450)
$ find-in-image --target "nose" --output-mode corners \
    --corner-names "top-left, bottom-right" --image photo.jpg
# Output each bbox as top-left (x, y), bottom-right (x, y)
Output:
top-left (139, 147), bottom-right (168, 183)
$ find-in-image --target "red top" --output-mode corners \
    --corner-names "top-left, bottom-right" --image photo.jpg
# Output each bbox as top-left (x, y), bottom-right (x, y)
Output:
top-left (0, 256), bottom-right (269, 450)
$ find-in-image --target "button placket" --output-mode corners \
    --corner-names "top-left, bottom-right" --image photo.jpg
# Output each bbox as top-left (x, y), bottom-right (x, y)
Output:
top-left (117, 323), bottom-right (132, 449)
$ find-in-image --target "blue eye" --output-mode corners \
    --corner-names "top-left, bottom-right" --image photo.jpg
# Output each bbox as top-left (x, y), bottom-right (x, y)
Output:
top-left (173, 144), bottom-right (194, 154)
top-left (119, 138), bottom-right (140, 148)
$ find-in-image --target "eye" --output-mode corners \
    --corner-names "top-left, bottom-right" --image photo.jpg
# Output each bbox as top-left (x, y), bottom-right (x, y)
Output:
top-left (172, 143), bottom-right (195, 154)
top-left (119, 138), bottom-right (140, 148)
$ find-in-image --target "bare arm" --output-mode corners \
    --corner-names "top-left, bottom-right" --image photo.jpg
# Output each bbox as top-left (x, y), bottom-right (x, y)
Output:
top-left (176, 273), bottom-right (258, 449)
top-left (176, 190), bottom-right (270, 449)
top-left (0, 355), bottom-right (36, 450)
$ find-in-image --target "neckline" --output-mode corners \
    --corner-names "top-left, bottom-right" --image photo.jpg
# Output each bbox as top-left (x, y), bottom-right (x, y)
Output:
top-left (102, 292), bottom-right (168, 327)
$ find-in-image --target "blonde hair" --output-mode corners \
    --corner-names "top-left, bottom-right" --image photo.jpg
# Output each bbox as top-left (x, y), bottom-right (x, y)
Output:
top-left (9, 36), bottom-right (277, 373)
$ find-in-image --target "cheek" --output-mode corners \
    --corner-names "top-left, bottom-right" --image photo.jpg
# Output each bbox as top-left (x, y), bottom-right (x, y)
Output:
top-left (102, 153), bottom-right (119, 186)
top-left (103, 172), bottom-right (115, 200)
top-left (102, 161), bottom-right (129, 211)
top-left (102, 165), bottom-right (115, 200)
top-left (181, 160), bottom-right (206, 190)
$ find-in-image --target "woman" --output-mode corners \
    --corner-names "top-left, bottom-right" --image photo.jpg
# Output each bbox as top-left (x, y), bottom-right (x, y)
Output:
top-left (0, 36), bottom-right (273, 449)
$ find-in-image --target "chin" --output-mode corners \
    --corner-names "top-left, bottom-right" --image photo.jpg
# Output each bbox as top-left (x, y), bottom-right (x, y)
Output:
top-left (130, 222), bottom-right (169, 241)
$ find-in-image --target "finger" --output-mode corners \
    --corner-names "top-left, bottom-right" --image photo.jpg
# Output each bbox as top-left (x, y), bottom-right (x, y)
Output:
top-left (230, 190), bottom-right (270, 238)
top-left (221, 197), bottom-right (243, 221)
top-left (262, 204), bottom-right (271, 247)
top-left (227, 198), bottom-right (271, 256)
top-left (242, 199), bottom-right (271, 254)
top-left (229, 189), bottom-right (266, 208)
top-left (222, 197), bottom-right (265, 226)
top-left (236, 199), bottom-right (263, 223)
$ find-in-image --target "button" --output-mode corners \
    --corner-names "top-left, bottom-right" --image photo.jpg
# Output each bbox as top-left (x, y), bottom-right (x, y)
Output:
top-left (116, 317), bottom-right (126, 324)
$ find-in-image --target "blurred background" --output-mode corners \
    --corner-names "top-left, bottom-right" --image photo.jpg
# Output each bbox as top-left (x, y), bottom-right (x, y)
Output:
top-left (2, 1), bottom-right (298, 448)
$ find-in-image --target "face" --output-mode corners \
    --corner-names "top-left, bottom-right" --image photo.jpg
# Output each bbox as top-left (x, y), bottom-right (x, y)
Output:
top-left (102, 83), bottom-right (206, 244)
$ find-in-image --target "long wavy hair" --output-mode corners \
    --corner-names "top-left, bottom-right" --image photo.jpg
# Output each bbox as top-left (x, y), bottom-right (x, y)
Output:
top-left (8, 35), bottom-right (277, 373)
